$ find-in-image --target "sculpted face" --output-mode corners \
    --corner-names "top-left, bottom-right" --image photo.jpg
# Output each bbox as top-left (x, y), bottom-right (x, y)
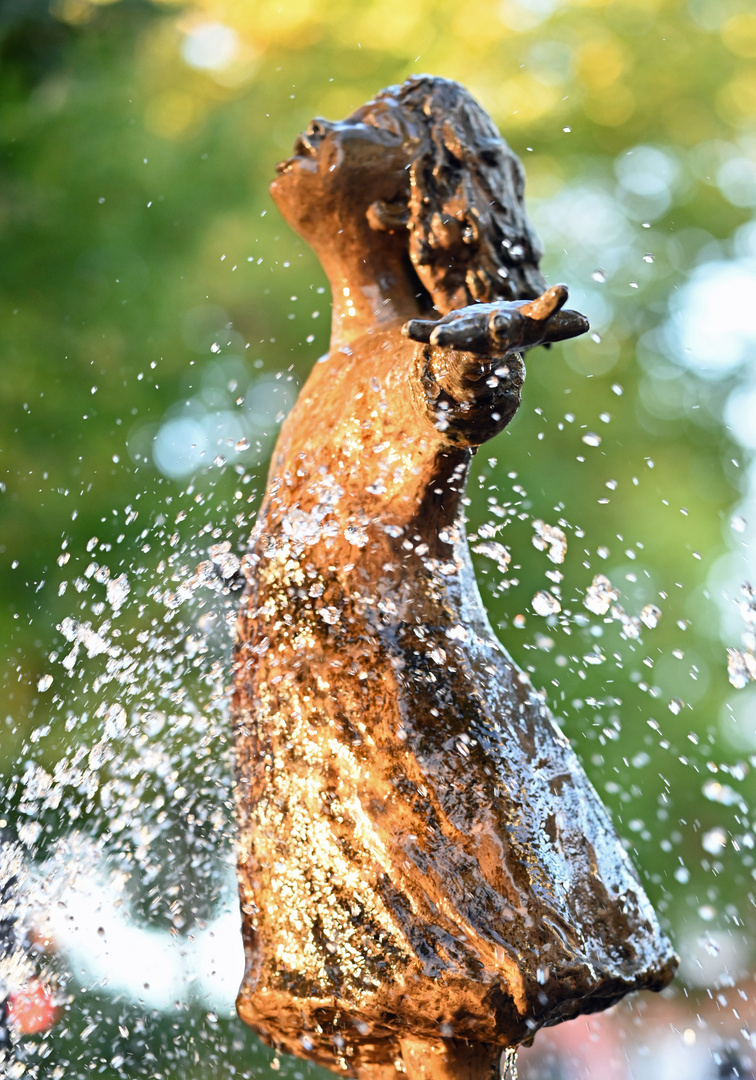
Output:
top-left (270, 94), bottom-right (417, 244)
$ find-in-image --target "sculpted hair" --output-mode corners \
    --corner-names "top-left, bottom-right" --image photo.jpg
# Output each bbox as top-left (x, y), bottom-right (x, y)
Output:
top-left (390, 76), bottom-right (546, 314)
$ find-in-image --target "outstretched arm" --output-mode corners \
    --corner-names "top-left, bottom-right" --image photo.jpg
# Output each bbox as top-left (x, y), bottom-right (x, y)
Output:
top-left (403, 284), bottom-right (588, 356)
top-left (403, 285), bottom-right (589, 447)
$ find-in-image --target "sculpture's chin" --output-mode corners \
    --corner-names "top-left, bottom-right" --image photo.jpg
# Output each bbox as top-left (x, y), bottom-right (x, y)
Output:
top-left (274, 155), bottom-right (314, 175)
top-left (269, 159), bottom-right (320, 224)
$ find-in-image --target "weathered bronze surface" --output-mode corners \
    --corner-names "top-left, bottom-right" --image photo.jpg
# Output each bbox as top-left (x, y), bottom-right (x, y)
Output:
top-left (232, 76), bottom-right (677, 1079)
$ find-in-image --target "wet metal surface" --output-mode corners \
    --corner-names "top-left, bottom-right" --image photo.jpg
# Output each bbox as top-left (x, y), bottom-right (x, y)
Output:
top-left (233, 76), bottom-right (677, 1079)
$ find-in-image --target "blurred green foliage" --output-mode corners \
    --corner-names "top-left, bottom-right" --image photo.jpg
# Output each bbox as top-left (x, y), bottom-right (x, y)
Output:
top-left (1, 0), bottom-right (756, 1074)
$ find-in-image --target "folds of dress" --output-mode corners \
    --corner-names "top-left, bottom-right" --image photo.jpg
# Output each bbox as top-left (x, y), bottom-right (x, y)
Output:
top-left (232, 326), bottom-right (677, 1077)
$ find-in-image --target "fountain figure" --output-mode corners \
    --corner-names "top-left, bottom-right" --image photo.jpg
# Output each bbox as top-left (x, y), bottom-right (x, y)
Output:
top-left (232, 76), bottom-right (677, 1080)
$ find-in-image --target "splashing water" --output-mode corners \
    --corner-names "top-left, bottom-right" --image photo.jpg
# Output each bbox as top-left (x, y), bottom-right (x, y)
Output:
top-left (727, 582), bottom-right (756, 688)
top-left (501, 1047), bottom-right (518, 1078)
top-left (584, 574), bottom-right (619, 616)
top-left (532, 590), bottom-right (561, 616)
top-left (473, 540), bottom-right (512, 573)
top-left (532, 520), bottom-right (567, 564)
top-left (0, 370), bottom-right (749, 1080)
top-left (582, 575), bottom-right (662, 641)
top-left (0, 493), bottom-right (258, 1077)
top-left (727, 647), bottom-right (756, 689)
top-left (640, 603), bottom-right (662, 629)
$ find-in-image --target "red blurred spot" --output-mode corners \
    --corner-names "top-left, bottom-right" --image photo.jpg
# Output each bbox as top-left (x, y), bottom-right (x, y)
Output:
top-left (7, 981), bottom-right (59, 1035)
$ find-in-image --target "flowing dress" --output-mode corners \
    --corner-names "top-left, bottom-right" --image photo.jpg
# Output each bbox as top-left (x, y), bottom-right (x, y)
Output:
top-left (232, 326), bottom-right (677, 1076)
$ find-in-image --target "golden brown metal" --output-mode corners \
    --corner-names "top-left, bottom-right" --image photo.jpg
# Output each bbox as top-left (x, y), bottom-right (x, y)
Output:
top-left (232, 76), bottom-right (677, 1080)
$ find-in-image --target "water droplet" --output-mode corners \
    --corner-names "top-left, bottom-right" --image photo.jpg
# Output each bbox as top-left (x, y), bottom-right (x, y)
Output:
top-left (502, 1048), bottom-right (519, 1079)
top-left (531, 520), bottom-right (567, 564)
top-left (703, 779), bottom-right (740, 806)
top-left (591, 269), bottom-right (606, 283)
top-left (702, 827), bottom-right (727, 855)
top-left (731, 514), bottom-right (747, 533)
top-left (702, 935), bottom-right (720, 957)
top-left (319, 606), bottom-right (341, 625)
top-left (210, 342), bottom-right (221, 353)
top-left (344, 526), bottom-right (369, 548)
top-left (106, 573), bottom-right (130, 613)
top-left (584, 574), bottom-right (619, 615)
top-left (582, 432), bottom-right (601, 447)
top-left (643, 253), bottom-right (655, 263)
top-left (37, 674), bottom-right (53, 692)
top-left (668, 698), bottom-right (684, 715)
top-left (619, 613), bottom-right (642, 640)
top-left (739, 582), bottom-right (756, 628)
top-left (611, 383), bottom-right (623, 396)
top-left (473, 541), bottom-right (512, 571)
top-left (532, 590), bottom-right (561, 616)
top-left (727, 647), bottom-right (756, 689)
top-left (209, 543), bottom-right (241, 580)
top-left (640, 604), bottom-right (661, 629)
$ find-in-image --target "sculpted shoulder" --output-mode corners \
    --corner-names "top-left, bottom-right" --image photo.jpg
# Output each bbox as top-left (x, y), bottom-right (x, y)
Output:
top-left (274, 323), bottom-right (436, 465)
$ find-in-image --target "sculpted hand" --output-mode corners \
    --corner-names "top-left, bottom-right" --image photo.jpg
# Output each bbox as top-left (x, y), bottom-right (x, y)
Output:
top-left (402, 284), bottom-right (589, 357)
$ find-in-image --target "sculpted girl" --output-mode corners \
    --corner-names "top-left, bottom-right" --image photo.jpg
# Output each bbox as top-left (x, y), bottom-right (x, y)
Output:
top-left (232, 76), bottom-right (676, 1080)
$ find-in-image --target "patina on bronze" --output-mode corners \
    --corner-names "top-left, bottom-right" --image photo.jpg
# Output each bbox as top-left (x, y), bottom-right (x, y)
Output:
top-left (232, 76), bottom-right (677, 1080)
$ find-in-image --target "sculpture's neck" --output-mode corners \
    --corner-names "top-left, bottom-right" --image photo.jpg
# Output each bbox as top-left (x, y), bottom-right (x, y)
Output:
top-left (318, 229), bottom-right (430, 351)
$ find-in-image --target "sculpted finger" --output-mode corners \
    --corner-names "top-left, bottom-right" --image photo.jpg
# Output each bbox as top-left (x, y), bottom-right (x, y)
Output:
top-left (430, 318), bottom-right (491, 354)
top-left (490, 309), bottom-right (526, 353)
top-left (520, 283), bottom-right (569, 321)
top-left (402, 318), bottom-right (437, 343)
top-left (539, 308), bottom-right (590, 344)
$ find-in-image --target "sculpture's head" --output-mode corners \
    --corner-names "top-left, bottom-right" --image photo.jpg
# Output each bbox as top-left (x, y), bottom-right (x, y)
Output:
top-left (270, 75), bottom-right (546, 314)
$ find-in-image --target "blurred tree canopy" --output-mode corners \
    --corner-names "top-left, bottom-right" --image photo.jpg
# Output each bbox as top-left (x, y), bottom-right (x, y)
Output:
top-left (1, 0), bottom-right (756, 1074)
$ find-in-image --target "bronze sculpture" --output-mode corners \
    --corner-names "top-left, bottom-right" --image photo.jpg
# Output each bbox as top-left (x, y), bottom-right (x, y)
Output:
top-left (232, 76), bottom-right (677, 1080)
